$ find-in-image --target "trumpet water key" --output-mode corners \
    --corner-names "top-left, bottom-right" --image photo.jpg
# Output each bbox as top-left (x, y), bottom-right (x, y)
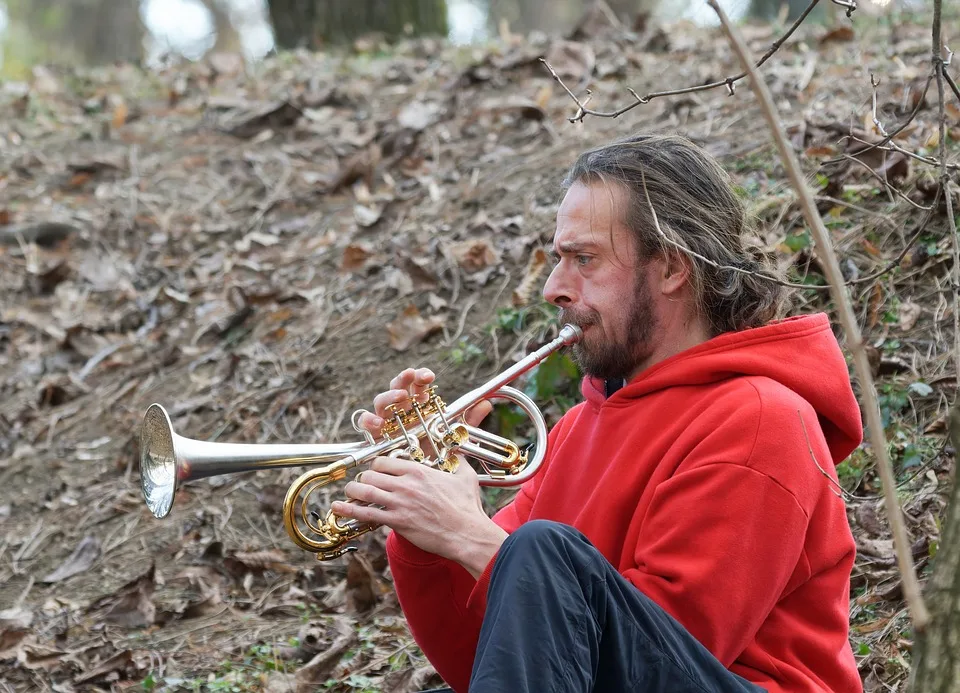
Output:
top-left (139, 324), bottom-right (582, 560)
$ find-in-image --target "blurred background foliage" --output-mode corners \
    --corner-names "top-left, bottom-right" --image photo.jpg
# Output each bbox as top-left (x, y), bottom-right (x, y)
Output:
top-left (0, 0), bottom-right (865, 80)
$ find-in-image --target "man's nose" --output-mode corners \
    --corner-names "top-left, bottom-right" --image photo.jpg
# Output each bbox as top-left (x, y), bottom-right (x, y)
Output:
top-left (543, 262), bottom-right (575, 307)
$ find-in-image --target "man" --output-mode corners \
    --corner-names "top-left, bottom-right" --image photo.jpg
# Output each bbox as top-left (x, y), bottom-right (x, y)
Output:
top-left (330, 134), bottom-right (863, 693)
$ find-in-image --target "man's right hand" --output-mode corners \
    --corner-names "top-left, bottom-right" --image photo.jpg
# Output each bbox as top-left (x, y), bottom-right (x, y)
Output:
top-left (356, 367), bottom-right (492, 438)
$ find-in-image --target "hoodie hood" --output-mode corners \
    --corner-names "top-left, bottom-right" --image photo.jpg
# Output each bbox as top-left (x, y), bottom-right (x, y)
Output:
top-left (581, 313), bottom-right (863, 466)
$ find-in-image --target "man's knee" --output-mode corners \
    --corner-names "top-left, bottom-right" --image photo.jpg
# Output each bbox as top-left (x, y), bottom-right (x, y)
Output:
top-left (510, 519), bottom-right (579, 545)
top-left (500, 520), bottom-right (591, 568)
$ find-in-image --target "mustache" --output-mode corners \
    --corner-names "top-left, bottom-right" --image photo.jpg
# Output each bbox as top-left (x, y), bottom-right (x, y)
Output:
top-left (558, 309), bottom-right (600, 330)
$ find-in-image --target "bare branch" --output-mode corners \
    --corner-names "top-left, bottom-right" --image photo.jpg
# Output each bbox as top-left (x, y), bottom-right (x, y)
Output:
top-left (844, 133), bottom-right (960, 172)
top-left (822, 73), bottom-right (933, 167)
top-left (839, 154), bottom-right (932, 211)
top-left (706, 0), bottom-right (930, 634)
top-left (542, 0), bottom-right (828, 123)
top-left (800, 412), bottom-right (856, 502)
top-left (945, 69), bottom-right (960, 104)
top-left (933, 2), bottom-right (960, 385)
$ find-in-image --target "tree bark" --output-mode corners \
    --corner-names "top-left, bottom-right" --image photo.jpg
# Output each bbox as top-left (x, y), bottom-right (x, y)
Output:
top-left (748, 0), bottom-right (823, 21)
top-left (909, 402), bottom-right (960, 692)
top-left (5, 0), bottom-right (143, 66)
top-left (267, 0), bottom-right (448, 49)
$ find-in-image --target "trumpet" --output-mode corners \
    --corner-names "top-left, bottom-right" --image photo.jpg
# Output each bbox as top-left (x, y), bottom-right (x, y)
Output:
top-left (139, 324), bottom-right (581, 560)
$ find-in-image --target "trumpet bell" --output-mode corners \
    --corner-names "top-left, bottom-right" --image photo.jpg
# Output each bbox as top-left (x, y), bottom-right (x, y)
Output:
top-left (140, 403), bottom-right (178, 519)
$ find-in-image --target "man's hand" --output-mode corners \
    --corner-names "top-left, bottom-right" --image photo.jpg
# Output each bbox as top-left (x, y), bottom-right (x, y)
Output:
top-left (355, 366), bottom-right (492, 434)
top-left (335, 367), bottom-right (502, 579)
top-left (331, 456), bottom-right (506, 578)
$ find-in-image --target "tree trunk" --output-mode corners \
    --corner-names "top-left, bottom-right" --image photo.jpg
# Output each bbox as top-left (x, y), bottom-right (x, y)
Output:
top-left (5, 0), bottom-right (143, 66)
top-left (268, 0), bottom-right (317, 49)
top-left (268, 0), bottom-right (448, 49)
top-left (748, 0), bottom-right (823, 21)
top-left (72, 0), bottom-right (144, 65)
top-left (909, 402), bottom-right (960, 692)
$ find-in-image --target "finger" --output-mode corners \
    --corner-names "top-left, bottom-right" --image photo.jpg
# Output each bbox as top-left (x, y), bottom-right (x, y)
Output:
top-left (371, 455), bottom-right (426, 477)
top-left (389, 368), bottom-right (436, 402)
top-left (463, 400), bottom-right (493, 428)
top-left (409, 368), bottom-right (436, 398)
top-left (389, 368), bottom-right (418, 391)
top-left (330, 500), bottom-right (391, 525)
top-left (357, 410), bottom-right (385, 434)
top-left (343, 480), bottom-right (393, 507)
top-left (373, 389), bottom-right (415, 418)
top-left (353, 469), bottom-right (403, 492)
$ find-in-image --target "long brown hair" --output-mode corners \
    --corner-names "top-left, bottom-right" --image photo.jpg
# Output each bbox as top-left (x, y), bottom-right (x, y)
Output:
top-left (562, 133), bottom-right (787, 337)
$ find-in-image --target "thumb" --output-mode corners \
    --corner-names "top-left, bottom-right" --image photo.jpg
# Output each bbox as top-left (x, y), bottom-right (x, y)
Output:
top-left (464, 400), bottom-right (493, 428)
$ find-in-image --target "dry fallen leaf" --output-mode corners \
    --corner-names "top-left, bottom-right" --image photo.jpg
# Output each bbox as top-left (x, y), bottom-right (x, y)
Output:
top-left (112, 101), bottom-right (128, 129)
top-left (0, 608), bottom-right (33, 658)
top-left (898, 301), bottom-right (921, 331)
top-left (387, 305), bottom-right (445, 352)
top-left (345, 552), bottom-right (380, 613)
top-left (341, 243), bottom-right (374, 271)
top-left (512, 248), bottom-right (549, 307)
top-left (228, 101), bottom-right (303, 139)
top-left (295, 631), bottom-right (357, 692)
top-left (854, 501), bottom-right (886, 536)
top-left (544, 40), bottom-right (596, 86)
top-left (450, 239), bottom-right (500, 273)
top-left (41, 536), bottom-right (101, 584)
top-left (181, 587), bottom-right (223, 620)
top-left (354, 203), bottom-right (384, 228)
top-left (73, 649), bottom-right (135, 685)
top-left (224, 549), bottom-right (297, 577)
top-left (328, 143), bottom-right (382, 194)
top-left (819, 25), bottom-right (855, 43)
top-left (384, 664), bottom-right (444, 693)
top-left (17, 640), bottom-right (76, 672)
top-left (856, 536), bottom-right (895, 563)
top-left (102, 565), bottom-right (157, 628)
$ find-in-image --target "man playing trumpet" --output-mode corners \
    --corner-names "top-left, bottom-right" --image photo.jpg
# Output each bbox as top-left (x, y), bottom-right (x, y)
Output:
top-left (331, 134), bottom-right (864, 693)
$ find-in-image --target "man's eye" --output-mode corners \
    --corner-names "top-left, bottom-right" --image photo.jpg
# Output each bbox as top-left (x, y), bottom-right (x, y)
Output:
top-left (575, 255), bottom-right (591, 266)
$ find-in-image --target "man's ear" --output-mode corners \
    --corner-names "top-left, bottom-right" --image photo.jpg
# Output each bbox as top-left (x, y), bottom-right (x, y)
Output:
top-left (658, 250), bottom-right (693, 296)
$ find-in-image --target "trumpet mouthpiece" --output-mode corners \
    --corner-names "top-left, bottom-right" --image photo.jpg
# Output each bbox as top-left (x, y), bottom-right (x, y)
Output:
top-left (140, 404), bottom-right (178, 519)
top-left (558, 324), bottom-right (583, 345)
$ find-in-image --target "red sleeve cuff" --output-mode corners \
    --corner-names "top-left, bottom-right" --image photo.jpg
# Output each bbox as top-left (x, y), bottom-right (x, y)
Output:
top-left (386, 530), bottom-right (445, 567)
top-left (465, 547), bottom-right (499, 616)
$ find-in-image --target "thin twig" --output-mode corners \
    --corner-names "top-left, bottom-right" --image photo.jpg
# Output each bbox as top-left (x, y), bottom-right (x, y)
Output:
top-left (800, 412), bottom-right (853, 501)
top-left (706, 0), bottom-right (930, 632)
top-left (542, 0), bottom-right (827, 122)
top-left (639, 171), bottom-right (812, 289)
top-left (933, 11), bottom-right (960, 384)
top-left (822, 73), bottom-right (933, 167)
top-left (839, 154), bottom-right (932, 211)
top-left (945, 68), bottom-right (960, 104)
top-left (844, 132), bottom-right (960, 173)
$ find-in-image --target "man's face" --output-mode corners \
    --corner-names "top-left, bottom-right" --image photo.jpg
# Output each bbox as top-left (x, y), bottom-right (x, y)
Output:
top-left (543, 180), bottom-right (658, 381)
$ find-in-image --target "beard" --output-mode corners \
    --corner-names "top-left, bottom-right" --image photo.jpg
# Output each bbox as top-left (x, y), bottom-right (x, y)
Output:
top-left (558, 278), bottom-right (657, 381)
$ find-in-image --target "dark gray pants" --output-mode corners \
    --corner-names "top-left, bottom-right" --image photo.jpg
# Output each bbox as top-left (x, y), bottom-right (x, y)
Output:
top-left (466, 520), bottom-right (767, 693)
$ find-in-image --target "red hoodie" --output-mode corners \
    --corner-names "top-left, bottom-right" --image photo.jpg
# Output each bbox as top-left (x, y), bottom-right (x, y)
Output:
top-left (386, 313), bottom-right (864, 693)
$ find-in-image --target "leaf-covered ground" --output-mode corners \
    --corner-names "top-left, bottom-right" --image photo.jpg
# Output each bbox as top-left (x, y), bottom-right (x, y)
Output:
top-left (1, 7), bottom-right (958, 692)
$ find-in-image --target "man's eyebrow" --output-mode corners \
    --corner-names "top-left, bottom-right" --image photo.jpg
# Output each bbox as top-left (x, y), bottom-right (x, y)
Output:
top-left (553, 241), bottom-right (597, 255)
